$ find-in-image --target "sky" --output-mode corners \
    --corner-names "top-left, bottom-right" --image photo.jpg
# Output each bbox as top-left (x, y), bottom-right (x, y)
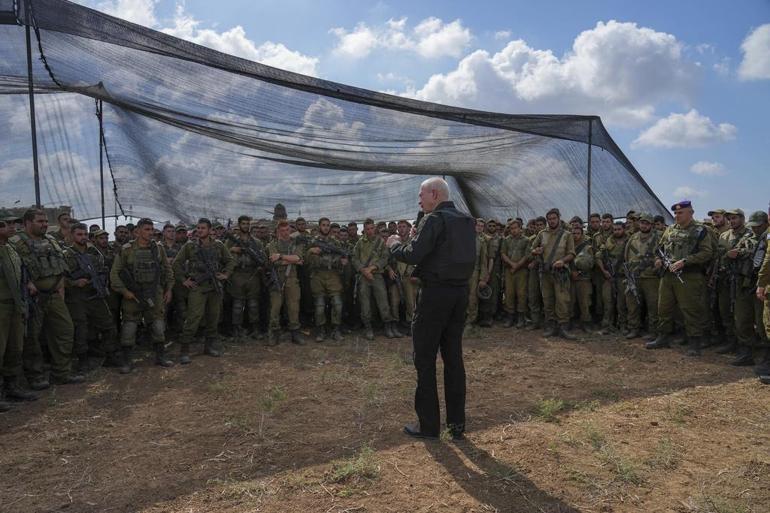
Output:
top-left (25, 1), bottom-right (770, 218)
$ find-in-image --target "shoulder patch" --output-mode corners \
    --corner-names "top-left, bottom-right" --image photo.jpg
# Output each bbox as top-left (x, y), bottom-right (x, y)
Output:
top-left (122, 242), bottom-right (132, 250)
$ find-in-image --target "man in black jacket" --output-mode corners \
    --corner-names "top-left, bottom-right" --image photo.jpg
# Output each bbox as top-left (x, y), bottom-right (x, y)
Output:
top-left (388, 177), bottom-right (476, 440)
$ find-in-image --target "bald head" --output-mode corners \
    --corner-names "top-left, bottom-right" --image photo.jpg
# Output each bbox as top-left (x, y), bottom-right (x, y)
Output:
top-left (419, 177), bottom-right (450, 213)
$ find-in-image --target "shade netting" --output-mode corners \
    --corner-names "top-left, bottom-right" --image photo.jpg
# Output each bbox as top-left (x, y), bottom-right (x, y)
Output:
top-left (0, 0), bottom-right (669, 223)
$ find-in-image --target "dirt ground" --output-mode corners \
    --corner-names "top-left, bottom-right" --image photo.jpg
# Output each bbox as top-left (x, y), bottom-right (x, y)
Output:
top-left (1, 326), bottom-right (768, 513)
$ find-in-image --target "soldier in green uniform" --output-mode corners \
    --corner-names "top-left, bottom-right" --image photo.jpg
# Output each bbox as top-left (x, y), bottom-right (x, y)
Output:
top-left (173, 218), bottom-right (234, 361)
top-left (463, 218), bottom-right (488, 337)
top-left (225, 215), bottom-right (266, 342)
top-left (306, 217), bottom-right (348, 342)
top-left (50, 211), bottom-right (73, 244)
top-left (530, 208), bottom-right (576, 339)
top-left (597, 222), bottom-right (628, 334)
top-left (390, 220), bottom-right (417, 334)
top-left (266, 220), bottom-right (306, 345)
top-left (111, 218), bottom-right (175, 372)
top-left (353, 218), bottom-right (400, 340)
top-left (501, 219), bottom-right (529, 328)
top-left (714, 209), bottom-right (758, 365)
top-left (0, 219), bottom-right (38, 410)
top-left (93, 229), bottom-right (121, 336)
top-left (623, 213), bottom-right (661, 339)
top-left (586, 213), bottom-right (602, 239)
top-left (708, 209), bottom-right (729, 235)
top-left (647, 200), bottom-right (713, 356)
top-left (570, 224), bottom-right (594, 332)
top-left (478, 219), bottom-right (502, 327)
top-left (63, 223), bottom-right (118, 373)
top-left (747, 212), bottom-right (769, 377)
top-left (754, 210), bottom-right (770, 384)
top-left (526, 216), bottom-right (546, 330)
top-left (12, 209), bottom-right (82, 389)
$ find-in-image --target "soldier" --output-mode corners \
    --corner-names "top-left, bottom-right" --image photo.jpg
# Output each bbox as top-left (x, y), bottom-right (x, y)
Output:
top-left (225, 215), bottom-right (266, 342)
top-left (587, 213), bottom-right (602, 239)
top-left (623, 213), bottom-right (661, 340)
top-left (347, 222), bottom-right (359, 245)
top-left (501, 219), bottom-right (529, 328)
top-left (754, 210), bottom-right (770, 384)
top-left (647, 200), bottom-right (713, 356)
top-left (111, 218), bottom-right (175, 372)
top-left (386, 220), bottom-right (417, 334)
top-left (597, 222), bottom-right (628, 334)
top-left (266, 220), bottom-right (306, 345)
top-left (570, 224), bottom-right (594, 332)
top-left (353, 218), bottom-right (400, 340)
top-left (291, 217), bottom-right (314, 326)
top-left (478, 219), bottom-right (502, 327)
top-left (173, 218), bottom-right (234, 361)
top-left (306, 217), bottom-right (348, 342)
top-left (63, 223), bottom-right (119, 374)
top-left (530, 208), bottom-right (576, 339)
top-left (213, 222), bottom-right (226, 241)
top-left (625, 211), bottom-right (639, 235)
top-left (464, 218), bottom-right (488, 337)
top-left (0, 219), bottom-right (38, 410)
top-left (50, 211), bottom-right (73, 244)
top-left (113, 224), bottom-right (130, 249)
top-left (174, 224), bottom-right (188, 245)
top-left (653, 215), bottom-right (667, 233)
top-left (747, 211), bottom-right (769, 376)
top-left (713, 209), bottom-right (758, 365)
top-left (526, 216), bottom-right (547, 330)
top-left (708, 209), bottom-right (729, 235)
top-left (11, 209), bottom-right (82, 389)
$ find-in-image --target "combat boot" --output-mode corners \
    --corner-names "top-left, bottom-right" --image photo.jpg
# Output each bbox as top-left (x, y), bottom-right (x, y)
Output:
top-left (504, 314), bottom-right (515, 328)
top-left (103, 351), bottom-right (123, 368)
top-left (543, 322), bottom-right (557, 338)
top-left (204, 338), bottom-right (222, 357)
top-left (3, 377), bottom-right (38, 402)
top-left (179, 343), bottom-right (191, 365)
top-left (76, 353), bottom-right (90, 374)
top-left (686, 336), bottom-right (702, 357)
top-left (119, 347), bottom-right (133, 374)
top-left (625, 329), bottom-right (640, 340)
top-left (558, 324), bottom-right (577, 341)
top-left (364, 324), bottom-right (374, 341)
top-left (231, 326), bottom-right (244, 343)
top-left (646, 333), bottom-right (671, 350)
top-left (291, 330), bottom-right (306, 345)
top-left (383, 322), bottom-right (395, 339)
top-left (478, 315), bottom-right (493, 328)
top-left (315, 328), bottom-right (326, 343)
top-left (28, 378), bottom-right (50, 391)
top-left (154, 343), bottom-right (174, 367)
top-left (526, 314), bottom-right (543, 330)
top-left (267, 330), bottom-right (279, 346)
top-left (390, 322), bottom-right (404, 338)
top-left (331, 326), bottom-right (343, 342)
top-left (248, 329), bottom-right (265, 341)
top-left (515, 317), bottom-right (526, 329)
top-left (399, 321), bottom-right (412, 336)
top-left (0, 384), bottom-right (12, 413)
top-left (730, 346), bottom-right (754, 366)
top-left (715, 339), bottom-right (738, 354)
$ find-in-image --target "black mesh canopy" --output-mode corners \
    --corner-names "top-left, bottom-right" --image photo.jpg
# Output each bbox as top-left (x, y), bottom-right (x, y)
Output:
top-left (0, 0), bottom-right (669, 223)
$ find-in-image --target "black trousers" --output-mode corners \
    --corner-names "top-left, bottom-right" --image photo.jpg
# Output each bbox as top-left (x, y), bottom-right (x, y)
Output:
top-left (411, 285), bottom-right (468, 436)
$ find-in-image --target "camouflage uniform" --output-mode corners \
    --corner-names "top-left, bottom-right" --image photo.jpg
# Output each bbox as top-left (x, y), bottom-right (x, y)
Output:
top-left (352, 234), bottom-right (393, 335)
top-left (479, 233), bottom-right (502, 324)
top-left (501, 234), bottom-right (529, 324)
top-left (225, 232), bottom-right (266, 339)
top-left (466, 233), bottom-right (488, 326)
top-left (598, 234), bottom-right (628, 332)
top-left (306, 234), bottom-right (347, 338)
top-left (623, 226), bottom-right (661, 337)
top-left (531, 225), bottom-right (575, 334)
top-left (0, 242), bottom-right (26, 398)
top-left (266, 238), bottom-right (304, 341)
top-left (11, 232), bottom-right (76, 385)
top-left (570, 236), bottom-right (594, 328)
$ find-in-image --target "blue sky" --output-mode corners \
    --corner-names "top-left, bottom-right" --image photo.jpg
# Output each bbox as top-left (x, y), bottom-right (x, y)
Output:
top-left (78, 0), bottom-right (770, 218)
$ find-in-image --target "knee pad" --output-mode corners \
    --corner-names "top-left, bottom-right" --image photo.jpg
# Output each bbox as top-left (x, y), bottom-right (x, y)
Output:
top-left (151, 319), bottom-right (165, 340)
top-left (331, 295), bottom-right (343, 309)
top-left (232, 298), bottom-right (245, 313)
top-left (120, 321), bottom-right (138, 344)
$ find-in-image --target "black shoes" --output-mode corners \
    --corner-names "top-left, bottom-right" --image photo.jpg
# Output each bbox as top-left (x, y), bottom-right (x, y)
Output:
top-left (646, 334), bottom-right (671, 350)
top-left (403, 423), bottom-right (438, 440)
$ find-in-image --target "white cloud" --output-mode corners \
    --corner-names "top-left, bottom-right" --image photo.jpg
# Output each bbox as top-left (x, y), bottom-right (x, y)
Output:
top-left (673, 186), bottom-right (707, 198)
top-left (97, 0), bottom-right (158, 27)
top-left (331, 17), bottom-right (471, 59)
top-left (407, 20), bottom-right (696, 127)
top-left (161, 6), bottom-right (319, 76)
top-left (738, 24), bottom-right (770, 80)
top-left (494, 30), bottom-right (512, 41)
top-left (632, 109), bottom-right (736, 148)
top-left (690, 161), bottom-right (726, 176)
top-left (713, 57), bottom-right (730, 76)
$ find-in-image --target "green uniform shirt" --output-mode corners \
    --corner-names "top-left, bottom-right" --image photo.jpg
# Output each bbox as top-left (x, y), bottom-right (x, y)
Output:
top-left (624, 230), bottom-right (660, 278)
top-left (757, 229), bottom-right (770, 289)
top-left (600, 235), bottom-right (629, 276)
top-left (501, 235), bottom-right (530, 264)
top-left (173, 236), bottom-right (235, 285)
top-left (657, 221), bottom-right (713, 269)
top-left (532, 226), bottom-right (575, 268)
top-left (0, 242), bottom-right (24, 312)
top-left (352, 235), bottom-right (388, 275)
top-left (111, 240), bottom-right (174, 295)
top-left (267, 237), bottom-right (304, 280)
top-left (306, 234), bottom-right (347, 273)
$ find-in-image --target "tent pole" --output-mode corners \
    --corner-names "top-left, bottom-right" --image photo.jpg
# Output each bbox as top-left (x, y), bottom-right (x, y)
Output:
top-left (98, 100), bottom-right (105, 227)
top-left (587, 119), bottom-right (593, 222)
top-left (26, 24), bottom-right (41, 207)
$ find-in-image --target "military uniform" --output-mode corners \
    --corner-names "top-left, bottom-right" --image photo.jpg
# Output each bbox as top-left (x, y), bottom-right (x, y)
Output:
top-left (225, 231), bottom-right (266, 340)
top-left (501, 234), bottom-right (529, 327)
top-left (591, 228), bottom-right (613, 320)
top-left (531, 225), bottom-right (575, 336)
top-left (11, 231), bottom-right (77, 385)
top-left (755, 225), bottom-right (770, 382)
top-left (266, 237), bottom-right (305, 343)
top-left (173, 236), bottom-right (234, 360)
top-left (623, 225), bottom-right (661, 338)
top-left (479, 233), bottom-right (502, 325)
top-left (111, 239), bottom-right (174, 371)
top-left (465, 233), bottom-right (488, 328)
top-left (306, 234), bottom-right (347, 340)
top-left (598, 234), bottom-right (628, 332)
top-left (0, 241), bottom-right (30, 405)
top-left (352, 234), bottom-right (394, 339)
top-left (388, 245), bottom-right (417, 330)
top-left (63, 242), bottom-right (117, 372)
top-left (570, 235), bottom-right (594, 329)
top-left (649, 218), bottom-right (712, 354)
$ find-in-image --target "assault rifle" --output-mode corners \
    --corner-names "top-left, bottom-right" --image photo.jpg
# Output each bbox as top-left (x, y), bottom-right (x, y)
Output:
top-left (119, 268), bottom-right (156, 309)
top-left (71, 251), bottom-right (110, 299)
top-left (20, 264), bottom-right (37, 336)
top-left (656, 248), bottom-right (684, 284)
top-left (312, 239), bottom-right (351, 259)
top-left (231, 238), bottom-right (267, 268)
top-left (194, 246), bottom-right (224, 295)
top-left (623, 262), bottom-right (641, 304)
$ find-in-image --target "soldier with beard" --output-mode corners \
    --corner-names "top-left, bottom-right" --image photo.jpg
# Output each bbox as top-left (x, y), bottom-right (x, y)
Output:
top-left (389, 220), bottom-right (417, 333)
top-left (597, 222), bottom-right (628, 335)
top-left (266, 220), bottom-right (306, 345)
top-left (478, 219), bottom-right (502, 327)
top-left (623, 214), bottom-right (661, 340)
top-left (526, 216), bottom-right (547, 330)
top-left (306, 218), bottom-right (348, 342)
top-left (226, 215), bottom-right (267, 342)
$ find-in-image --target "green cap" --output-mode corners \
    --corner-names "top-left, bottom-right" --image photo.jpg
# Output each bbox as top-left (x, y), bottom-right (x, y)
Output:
top-left (747, 211), bottom-right (769, 227)
top-left (638, 213), bottom-right (654, 223)
top-left (724, 208), bottom-right (745, 217)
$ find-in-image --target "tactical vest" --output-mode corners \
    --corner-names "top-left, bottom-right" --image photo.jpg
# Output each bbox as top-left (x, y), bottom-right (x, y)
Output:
top-left (191, 242), bottom-right (221, 275)
top-left (15, 232), bottom-right (67, 280)
top-left (232, 237), bottom-right (261, 270)
top-left (662, 223), bottom-right (706, 262)
top-left (130, 243), bottom-right (161, 285)
top-left (574, 240), bottom-right (594, 273)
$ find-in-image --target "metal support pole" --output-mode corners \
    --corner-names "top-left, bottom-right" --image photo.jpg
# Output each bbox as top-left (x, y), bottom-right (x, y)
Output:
top-left (587, 119), bottom-right (593, 222)
top-left (26, 24), bottom-right (41, 207)
top-left (98, 100), bottom-right (105, 227)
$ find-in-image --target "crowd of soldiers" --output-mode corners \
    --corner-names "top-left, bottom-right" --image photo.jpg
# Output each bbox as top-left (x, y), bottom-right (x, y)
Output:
top-left (1, 198), bottom-right (769, 412)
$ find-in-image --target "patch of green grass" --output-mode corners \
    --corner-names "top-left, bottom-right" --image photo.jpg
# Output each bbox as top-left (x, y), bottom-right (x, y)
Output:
top-left (327, 445), bottom-right (380, 484)
top-left (571, 399), bottom-right (601, 412)
top-left (597, 445), bottom-right (644, 485)
top-left (582, 423), bottom-right (607, 450)
top-left (646, 438), bottom-right (681, 470)
top-left (439, 427), bottom-right (453, 443)
top-left (362, 381), bottom-right (380, 407)
top-left (534, 398), bottom-right (566, 423)
top-left (260, 385), bottom-right (287, 413)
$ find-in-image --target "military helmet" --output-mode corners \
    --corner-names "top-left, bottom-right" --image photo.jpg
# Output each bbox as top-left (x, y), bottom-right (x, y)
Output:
top-left (477, 284), bottom-right (493, 300)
